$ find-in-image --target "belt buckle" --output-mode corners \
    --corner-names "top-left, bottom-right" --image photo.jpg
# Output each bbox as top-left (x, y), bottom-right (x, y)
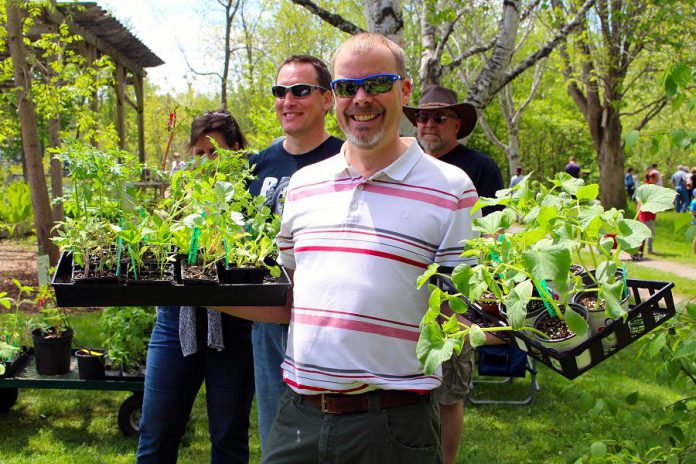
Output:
top-left (320, 394), bottom-right (336, 414)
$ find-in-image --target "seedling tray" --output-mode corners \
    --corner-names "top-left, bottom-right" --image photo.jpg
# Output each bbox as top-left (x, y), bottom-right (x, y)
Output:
top-left (435, 276), bottom-right (676, 379)
top-left (52, 252), bottom-right (290, 307)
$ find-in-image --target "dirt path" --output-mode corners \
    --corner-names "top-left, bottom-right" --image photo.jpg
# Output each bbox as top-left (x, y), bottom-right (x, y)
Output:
top-left (618, 251), bottom-right (696, 280)
top-left (0, 241), bottom-right (38, 301)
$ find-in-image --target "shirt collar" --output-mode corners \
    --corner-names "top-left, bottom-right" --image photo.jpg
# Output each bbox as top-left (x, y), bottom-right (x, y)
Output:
top-left (332, 139), bottom-right (424, 181)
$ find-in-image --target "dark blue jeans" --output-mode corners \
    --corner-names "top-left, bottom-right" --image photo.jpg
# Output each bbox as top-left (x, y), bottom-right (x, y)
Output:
top-left (251, 322), bottom-right (289, 452)
top-left (137, 307), bottom-right (254, 464)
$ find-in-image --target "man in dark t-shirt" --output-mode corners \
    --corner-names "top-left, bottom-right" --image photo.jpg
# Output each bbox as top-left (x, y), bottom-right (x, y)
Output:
top-left (404, 84), bottom-right (504, 464)
top-left (248, 55), bottom-right (343, 453)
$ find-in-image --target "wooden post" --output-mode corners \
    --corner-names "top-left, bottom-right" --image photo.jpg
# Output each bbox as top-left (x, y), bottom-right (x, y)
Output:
top-left (115, 63), bottom-right (126, 149)
top-left (135, 73), bottom-right (146, 164)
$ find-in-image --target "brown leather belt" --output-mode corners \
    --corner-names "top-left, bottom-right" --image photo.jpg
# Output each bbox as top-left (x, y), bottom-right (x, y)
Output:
top-left (298, 390), bottom-right (429, 415)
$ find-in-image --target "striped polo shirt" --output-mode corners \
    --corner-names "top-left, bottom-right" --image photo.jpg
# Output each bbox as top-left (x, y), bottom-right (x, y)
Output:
top-left (277, 140), bottom-right (479, 394)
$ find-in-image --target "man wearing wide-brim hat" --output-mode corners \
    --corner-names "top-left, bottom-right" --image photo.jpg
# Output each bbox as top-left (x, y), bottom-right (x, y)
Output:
top-left (404, 84), bottom-right (505, 464)
top-left (404, 84), bottom-right (504, 216)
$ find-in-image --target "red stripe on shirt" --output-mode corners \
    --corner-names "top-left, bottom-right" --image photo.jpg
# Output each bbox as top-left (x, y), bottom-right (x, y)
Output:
top-left (287, 181), bottom-right (357, 202)
top-left (294, 229), bottom-right (436, 253)
top-left (293, 306), bottom-right (420, 329)
top-left (282, 376), bottom-right (370, 393)
top-left (456, 196), bottom-right (479, 209)
top-left (364, 184), bottom-right (458, 209)
top-left (293, 313), bottom-right (420, 341)
top-left (294, 246), bottom-right (428, 268)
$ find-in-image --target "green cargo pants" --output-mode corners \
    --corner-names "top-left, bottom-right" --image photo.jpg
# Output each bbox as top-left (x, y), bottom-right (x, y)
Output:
top-left (262, 390), bottom-right (442, 464)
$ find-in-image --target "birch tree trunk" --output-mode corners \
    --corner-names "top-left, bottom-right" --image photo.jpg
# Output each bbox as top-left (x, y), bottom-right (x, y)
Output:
top-left (363, 0), bottom-right (403, 45)
top-left (6, 0), bottom-right (60, 265)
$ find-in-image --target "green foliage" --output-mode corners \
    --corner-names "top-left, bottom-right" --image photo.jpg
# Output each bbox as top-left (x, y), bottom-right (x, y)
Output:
top-left (417, 174), bottom-right (679, 374)
top-left (100, 306), bottom-right (156, 372)
top-left (0, 180), bottom-right (33, 237)
top-left (575, 304), bottom-right (696, 463)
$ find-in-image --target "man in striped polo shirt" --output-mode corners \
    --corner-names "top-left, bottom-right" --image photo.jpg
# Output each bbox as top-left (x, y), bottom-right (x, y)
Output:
top-left (253, 33), bottom-right (481, 463)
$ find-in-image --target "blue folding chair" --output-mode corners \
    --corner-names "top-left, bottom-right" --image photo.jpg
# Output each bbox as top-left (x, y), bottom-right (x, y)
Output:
top-left (465, 345), bottom-right (539, 406)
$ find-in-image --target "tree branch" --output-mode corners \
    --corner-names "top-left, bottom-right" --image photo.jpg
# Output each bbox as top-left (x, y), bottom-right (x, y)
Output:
top-left (442, 36), bottom-right (497, 75)
top-left (493, 0), bottom-right (595, 97)
top-left (632, 98), bottom-right (667, 131)
top-left (477, 111), bottom-right (508, 152)
top-left (289, 0), bottom-right (364, 35)
top-left (177, 40), bottom-right (223, 79)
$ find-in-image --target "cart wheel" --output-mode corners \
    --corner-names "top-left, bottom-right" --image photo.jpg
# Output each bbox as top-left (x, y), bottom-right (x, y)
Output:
top-left (118, 393), bottom-right (143, 437)
top-left (0, 388), bottom-right (19, 412)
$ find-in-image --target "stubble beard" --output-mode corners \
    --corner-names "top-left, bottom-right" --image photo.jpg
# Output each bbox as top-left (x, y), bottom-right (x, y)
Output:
top-left (417, 134), bottom-right (446, 155)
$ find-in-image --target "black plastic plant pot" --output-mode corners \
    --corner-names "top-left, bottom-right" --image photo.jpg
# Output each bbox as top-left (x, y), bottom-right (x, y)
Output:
top-left (127, 262), bottom-right (176, 286)
top-left (180, 258), bottom-right (219, 285)
top-left (0, 349), bottom-right (29, 378)
top-left (32, 328), bottom-right (74, 375)
top-left (72, 262), bottom-right (122, 284)
top-left (580, 268), bottom-right (626, 288)
top-left (75, 348), bottom-right (106, 380)
top-left (571, 290), bottom-right (629, 351)
top-left (532, 303), bottom-right (591, 370)
top-left (219, 263), bottom-right (266, 284)
top-left (434, 275), bottom-right (675, 380)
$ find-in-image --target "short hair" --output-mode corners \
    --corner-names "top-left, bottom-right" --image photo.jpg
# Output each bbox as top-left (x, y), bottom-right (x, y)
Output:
top-left (278, 55), bottom-right (332, 90)
top-left (331, 33), bottom-right (407, 78)
top-left (652, 163), bottom-right (658, 168)
top-left (515, 166), bottom-right (522, 175)
top-left (188, 109), bottom-right (248, 150)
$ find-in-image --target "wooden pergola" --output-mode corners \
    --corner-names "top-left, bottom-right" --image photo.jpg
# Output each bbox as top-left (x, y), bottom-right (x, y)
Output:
top-left (39, 2), bottom-right (165, 162)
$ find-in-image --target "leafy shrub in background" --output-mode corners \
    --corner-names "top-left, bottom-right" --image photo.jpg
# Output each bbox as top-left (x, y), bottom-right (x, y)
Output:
top-left (100, 306), bottom-right (156, 373)
top-left (0, 180), bottom-right (33, 237)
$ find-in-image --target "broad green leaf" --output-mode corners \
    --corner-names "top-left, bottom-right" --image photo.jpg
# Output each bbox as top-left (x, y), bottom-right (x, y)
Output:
top-left (428, 287), bottom-right (444, 312)
top-left (0, 364), bottom-right (4, 375)
top-left (468, 324), bottom-right (486, 348)
top-left (472, 210), bottom-right (513, 235)
top-left (624, 130), bottom-right (640, 151)
top-left (625, 391), bottom-right (639, 405)
top-left (417, 263), bottom-right (440, 289)
top-left (674, 339), bottom-right (696, 359)
top-left (590, 441), bottom-right (607, 458)
top-left (599, 280), bottom-right (627, 320)
top-left (214, 181), bottom-right (235, 203)
top-left (471, 196), bottom-right (509, 215)
top-left (504, 280), bottom-right (532, 330)
top-left (595, 261), bottom-right (617, 283)
top-left (521, 245), bottom-right (571, 282)
top-left (575, 184), bottom-right (599, 201)
top-left (450, 264), bottom-right (473, 294)
top-left (554, 172), bottom-right (584, 195)
top-left (598, 237), bottom-right (614, 255)
top-left (421, 306), bottom-right (441, 327)
top-left (183, 213), bottom-right (205, 228)
top-left (535, 206), bottom-right (558, 226)
top-left (565, 307), bottom-right (587, 336)
top-left (635, 184), bottom-right (676, 213)
top-left (615, 219), bottom-right (651, 252)
top-left (447, 295), bottom-right (469, 314)
top-left (416, 322), bottom-right (458, 375)
top-left (670, 61), bottom-right (691, 87)
top-left (664, 74), bottom-right (677, 99)
top-left (441, 314), bottom-right (460, 335)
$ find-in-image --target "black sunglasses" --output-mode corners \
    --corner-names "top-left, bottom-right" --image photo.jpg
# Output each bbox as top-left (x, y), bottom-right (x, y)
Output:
top-left (330, 74), bottom-right (403, 97)
top-left (415, 112), bottom-right (458, 124)
top-left (271, 84), bottom-right (327, 99)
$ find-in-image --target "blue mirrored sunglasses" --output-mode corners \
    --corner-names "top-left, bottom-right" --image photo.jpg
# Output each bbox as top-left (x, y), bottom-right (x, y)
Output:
top-left (330, 74), bottom-right (403, 97)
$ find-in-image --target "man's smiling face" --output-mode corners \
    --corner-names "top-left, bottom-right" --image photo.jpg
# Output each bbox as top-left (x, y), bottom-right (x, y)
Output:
top-left (274, 62), bottom-right (332, 138)
top-left (332, 45), bottom-right (410, 152)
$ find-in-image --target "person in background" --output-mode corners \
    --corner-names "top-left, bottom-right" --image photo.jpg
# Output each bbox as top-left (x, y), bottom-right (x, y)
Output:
top-left (625, 167), bottom-right (636, 200)
top-left (170, 152), bottom-right (182, 174)
top-left (247, 54), bottom-right (343, 453)
top-left (649, 162), bottom-right (663, 186)
top-left (137, 110), bottom-right (254, 464)
top-left (686, 166), bottom-right (695, 202)
top-left (404, 84), bottom-right (504, 464)
top-left (510, 166), bottom-right (524, 189)
top-left (690, 193), bottom-right (696, 254)
top-left (671, 165), bottom-right (689, 213)
top-left (634, 167), bottom-right (660, 261)
top-left (564, 156), bottom-right (581, 178)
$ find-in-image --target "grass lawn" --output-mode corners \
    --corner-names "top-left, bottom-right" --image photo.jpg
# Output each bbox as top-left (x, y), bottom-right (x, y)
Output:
top-left (1, 310), bottom-right (692, 463)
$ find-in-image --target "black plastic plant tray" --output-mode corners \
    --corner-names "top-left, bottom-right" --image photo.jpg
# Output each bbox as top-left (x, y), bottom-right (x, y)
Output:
top-left (52, 252), bottom-right (291, 307)
top-left (0, 350), bottom-right (30, 379)
top-left (435, 276), bottom-right (676, 380)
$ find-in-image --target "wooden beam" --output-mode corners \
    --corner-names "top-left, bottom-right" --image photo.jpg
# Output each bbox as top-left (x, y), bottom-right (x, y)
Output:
top-left (43, 7), bottom-right (147, 77)
top-left (114, 63), bottom-right (126, 149)
top-left (134, 74), bottom-right (145, 163)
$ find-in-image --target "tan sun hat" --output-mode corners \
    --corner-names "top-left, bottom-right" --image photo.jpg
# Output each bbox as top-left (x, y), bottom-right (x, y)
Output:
top-left (403, 85), bottom-right (477, 139)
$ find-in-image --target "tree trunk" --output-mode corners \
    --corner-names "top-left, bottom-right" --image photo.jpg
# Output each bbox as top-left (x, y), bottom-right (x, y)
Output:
top-left (6, 0), bottom-right (60, 265)
top-left (598, 106), bottom-right (626, 209)
top-left (363, 0), bottom-right (403, 45)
